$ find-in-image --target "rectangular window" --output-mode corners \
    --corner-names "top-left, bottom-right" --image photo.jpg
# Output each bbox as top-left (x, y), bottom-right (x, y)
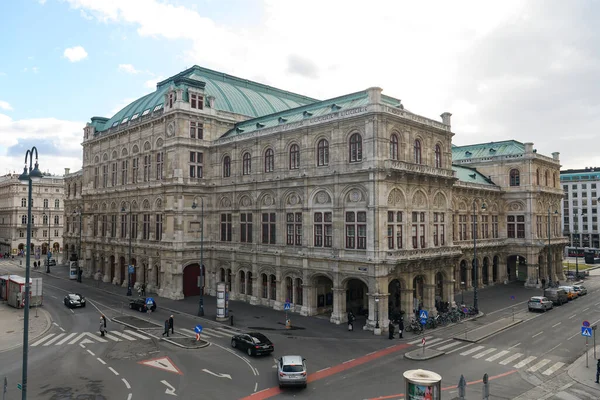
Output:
top-left (121, 160), bottom-right (128, 185)
top-left (111, 162), bottom-right (117, 186)
top-left (94, 167), bottom-right (99, 189)
top-left (121, 214), bottom-right (127, 238)
top-left (517, 215), bottom-right (525, 238)
top-left (433, 212), bottom-right (444, 247)
top-left (93, 215), bottom-right (98, 236)
top-left (111, 215), bottom-right (116, 237)
top-left (411, 225), bottom-right (418, 248)
top-left (132, 158), bottom-right (138, 184)
top-left (190, 121), bottom-right (197, 138)
top-left (507, 215), bottom-right (516, 238)
top-left (143, 155), bottom-right (150, 182)
top-left (286, 212), bottom-right (302, 246)
top-left (492, 215), bottom-right (498, 238)
top-left (314, 212), bottom-right (332, 247)
top-left (536, 215), bottom-right (543, 238)
top-left (190, 93), bottom-right (204, 110)
top-left (240, 213), bottom-right (253, 243)
top-left (101, 215), bottom-right (107, 237)
top-left (220, 213), bottom-right (232, 242)
top-left (189, 151), bottom-right (203, 178)
top-left (155, 214), bottom-right (163, 241)
top-left (132, 214), bottom-right (138, 239)
top-left (262, 213), bottom-right (276, 244)
top-left (156, 152), bottom-right (164, 180)
top-left (420, 224), bottom-right (425, 248)
top-left (55, 229), bottom-right (58, 237)
top-left (190, 121), bottom-right (204, 139)
top-left (481, 215), bottom-right (489, 239)
top-left (103, 165), bottom-right (108, 187)
top-left (143, 214), bottom-right (150, 240)
top-left (43, 229), bottom-right (47, 238)
top-left (345, 211), bottom-right (366, 249)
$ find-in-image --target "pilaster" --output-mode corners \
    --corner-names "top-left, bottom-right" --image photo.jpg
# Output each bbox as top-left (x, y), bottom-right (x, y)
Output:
top-left (330, 288), bottom-right (346, 324)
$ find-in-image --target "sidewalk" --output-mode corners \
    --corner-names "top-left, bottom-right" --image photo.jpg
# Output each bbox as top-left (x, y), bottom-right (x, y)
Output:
top-left (0, 302), bottom-right (52, 353)
top-left (567, 344), bottom-right (600, 393)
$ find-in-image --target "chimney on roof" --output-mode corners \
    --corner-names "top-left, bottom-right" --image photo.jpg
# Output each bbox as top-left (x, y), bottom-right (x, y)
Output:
top-left (552, 152), bottom-right (560, 161)
top-left (440, 112), bottom-right (452, 127)
top-left (64, 168), bottom-right (70, 175)
top-left (524, 142), bottom-right (534, 154)
top-left (367, 87), bottom-right (382, 104)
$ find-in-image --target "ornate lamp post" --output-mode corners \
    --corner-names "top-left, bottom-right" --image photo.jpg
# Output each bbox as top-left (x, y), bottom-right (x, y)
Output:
top-left (18, 147), bottom-right (43, 400)
top-left (43, 206), bottom-right (51, 273)
top-left (472, 201), bottom-right (486, 312)
top-left (73, 208), bottom-right (83, 282)
top-left (192, 198), bottom-right (205, 316)
top-left (121, 202), bottom-right (133, 296)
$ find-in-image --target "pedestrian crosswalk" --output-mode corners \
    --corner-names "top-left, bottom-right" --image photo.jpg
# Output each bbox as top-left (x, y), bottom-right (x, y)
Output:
top-left (411, 336), bottom-right (567, 377)
top-left (31, 329), bottom-right (152, 347)
top-left (177, 326), bottom-right (234, 340)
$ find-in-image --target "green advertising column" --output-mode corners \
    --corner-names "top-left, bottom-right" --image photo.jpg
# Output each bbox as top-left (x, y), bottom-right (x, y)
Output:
top-left (404, 369), bottom-right (442, 400)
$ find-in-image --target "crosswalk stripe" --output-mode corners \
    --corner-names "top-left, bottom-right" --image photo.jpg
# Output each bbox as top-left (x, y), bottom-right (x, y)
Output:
top-left (527, 359), bottom-right (552, 372)
top-left (31, 333), bottom-right (55, 347)
top-left (425, 338), bottom-right (445, 345)
top-left (486, 350), bottom-right (510, 362)
top-left (514, 356), bottom-right (537, 368)
top-left (542, 362), bottom-right (565, 376)
top-left (206, 329), bottom-right (232, 338)
top-left (460, 346), bottom-right (485, 356)
top-left (43, 333), bottom-right (65, 346)
top-left (436, 341), bottom-right (462, 351)
top-left (473, 348), bottom-right (497, 359)
top-left (124, 330), bottom-right (151, 340)
top-left (56, 332), bottom-right (78, 345)
top-left (499, 353), bottom-right (523, 365)
top-left (408, 336), bottom-right (433, 345)
top-left (446, 343), bottom-right (473, 354)
top-left (178, 328), bottom-right (198, 337)
top-left (110, 331), bottom-right (137, 341)
top-left (104, 334), bottom-right (122, 342)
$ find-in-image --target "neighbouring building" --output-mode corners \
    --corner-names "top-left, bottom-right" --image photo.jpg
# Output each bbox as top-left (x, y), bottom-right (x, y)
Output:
top-left (0, 173), bottom-right (65, 259)
top-left (63, 168), bottom-right (84, 265)
top-left (72, 65), bottom-right (567, 330)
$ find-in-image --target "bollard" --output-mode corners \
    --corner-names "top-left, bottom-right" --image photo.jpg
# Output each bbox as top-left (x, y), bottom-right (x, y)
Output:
top-left (482, 373), bottom-right (489, 399)
top-left (286, 318), bottom-right (291, 329)
top-left (458, 374), bottom-right (466, 399)
top-left (230, 315), bottom-right (234, 326)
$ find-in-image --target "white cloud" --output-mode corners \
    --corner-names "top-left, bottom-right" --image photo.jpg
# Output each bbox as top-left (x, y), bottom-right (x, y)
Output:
top-left (118, 64), bottom-right (139, 74)
top-left (144, 76), bottom-right (163, 89)
top-left (63, 46), bottom-right (88, 62)
top-left (0, 101), bottom-right (13, 111)
top-left (38, 0), bottom-right (47, 4)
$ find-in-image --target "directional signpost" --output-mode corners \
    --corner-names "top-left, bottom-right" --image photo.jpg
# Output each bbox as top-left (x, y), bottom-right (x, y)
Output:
top-left (194, 324), bottom-right (203, 341)
top-left (582, 321), bottom-right (592, 368)
top-left (145, 297), bottom-right (154, 313)
top-left (284, 300), bottom-right (291, 329)
top-left (419, 310), bottom-right (428, 354)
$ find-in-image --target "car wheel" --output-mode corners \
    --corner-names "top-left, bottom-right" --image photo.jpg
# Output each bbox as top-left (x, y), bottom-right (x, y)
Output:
top-left (129, 303), bottom-right (133, 309)
top-left (303, 383), bottom-right (307, 389)
top-left (528, 308), bottom-right (532, 312)
top-left (82, 303), bottom-right (86, 308)
top-left (247, 347), bottom-right (253, 357)
top-left (231, 340), bottom-right (236, 348)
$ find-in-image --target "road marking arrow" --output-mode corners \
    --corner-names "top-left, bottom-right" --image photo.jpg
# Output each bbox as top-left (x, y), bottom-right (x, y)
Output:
top-left (202, 369), bottom-right (232, 379)
top-left (161, 380), bottom-right (177, 396)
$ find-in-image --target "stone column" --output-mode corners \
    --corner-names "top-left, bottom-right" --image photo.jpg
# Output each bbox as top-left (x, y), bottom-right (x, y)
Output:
top-left (273, 277), bottom-right (284, 310)
top-left (365, 293), bottom-right (389, 334)
top-left (301, 284), bottom-right (315, 316)
top-left (103, 257), bottom-right (111, 283)
top-left (228, 269), bottom-right (237, 301)
top-left (466, 268), bottom-right (472, 289)
top-left (443, 280), bottom-right (455, 304)
top-left (525, 263), bottom-right (539, 288)
top-left (423, 284), bottom-right (436, 315)
top-left (330, 288), bottom-right (346, 324)
top-left (400, 288), bottom-right (413, 319)
top-left (249, 275), bottom-right (259, 305)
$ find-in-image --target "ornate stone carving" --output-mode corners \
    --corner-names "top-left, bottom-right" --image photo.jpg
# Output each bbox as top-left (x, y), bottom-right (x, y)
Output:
top-left (221, 197), bottom-right (232, 208)
top-left (166, 122), bottom-right (175, 137)
top-left (316, 191), bottom-right (331, 204)
top-left (288, 193), bottom-right (300, 206)
top-left (349, 189), bottom-right (362, 203)
top-left (263, 195), bottom-right (273, 207)
top-left (241, 196), bottom-right (251, 207)
top-left (412, 191), bottom-right (426, 207)
top-left (433, 192), bottom-right (445, 208)
top-left (387, 188), bottom-right (405, 207)
top-left (509, 201), bottom-right (523, 211)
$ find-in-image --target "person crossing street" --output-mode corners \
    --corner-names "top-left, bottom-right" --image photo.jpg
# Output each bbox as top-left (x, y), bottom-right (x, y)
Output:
top-left (99, 318), bottom-right (106, 337)
top-left (162, 319), bottom-right (170, 337)
top-left (169, 315), bottom-right (174, 334)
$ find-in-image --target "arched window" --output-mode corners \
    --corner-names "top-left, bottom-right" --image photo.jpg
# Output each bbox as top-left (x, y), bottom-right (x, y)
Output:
top-left (317, 139), bottom-right (329, 166)
top-left (55, 199), bottom-right (60, 209)
top-left (43, 199), bottom-right (48, 208)
top-left (553, 172), bottom-right (557, 187)
top-left (21, 215), bottom-right (26, 224)
top-left (349, 133), bottom-right (362, 162)
top-left (414, 139), bottom-right (422, 164)
top-left (289, 144), bottom-right (300, 169)
top-left (536, 169), bottom-right (540, 185)
top-left (239, 271), bottom-right (246, 294)
top-left (223, 156), bottom-right (231, 177)
top-left (434, 144), bottom-right (442, 168)
top-left (73, 183), bottom-right (77, 196)
top-left (544, 170), bottom-right (549, 186)
top-left (21, 198), bottom-right (26, 207)
top-left (390, 134), bottom-right (399, 160)
top-left (242, 152), bottom-right (251, 175)
top-left (264, 148), bottom-right (274, 172)
top-left (509, 169), bottom-right (520, 186)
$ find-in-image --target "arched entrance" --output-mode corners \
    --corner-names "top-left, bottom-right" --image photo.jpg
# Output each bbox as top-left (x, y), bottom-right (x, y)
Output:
top-left (482, 257), bottom-right (489, 285)
top-left (388, 279), bottom-right (402, 319)
top-left (507, 255), bottom-right (527, 281)
top-left (346, 278), bottom-right (367, 316)
top-left (53, 243), bottom-right (60, 253)
top-left (119, 256), bottom-right (126, 284)
top-left (413, 275), bottom-right (425, 311)
top-left (183, 263), bottom-right (200, 297)
top-left (493, 256), bottom-right (499, 282)
top-left (313, 275), bottom-right (333, 314)
top-left (42, 243), bottom-right (48, 255)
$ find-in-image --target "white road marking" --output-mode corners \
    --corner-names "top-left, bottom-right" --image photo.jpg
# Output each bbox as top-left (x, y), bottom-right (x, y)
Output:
top-left (582, 307), bottom-right (590, 312)
top-left (509, 342), bottom-right (521, 349)
top-left (527, 359), bottom-right (552, 372)
top-left (56, 333), bottom-right (77, 345)
top-left (207, 328), bottom-right (233, 338)
top-left (97, 358), bottom-right (106, 365)
top-left (127, 394), bottom-right (132, 400)
top-left (542, 362), bottom-right (565, 375)
top-left (104, 334), bottom-right (122, 342)
top-left (551, 322), bottom-right (561, 328)
top-left (425, 338), bottom-right (445, 345)
top-left (110, 331), bottom-right (137, 341)
top-left (108, 367), bottom-right (119, 376)
top-left (408, 336), bottom-right (433, 345)
top-left (59, 327), bottom-right (65, 332)
top-left (473, 348), bottom-right (497, 359)
top-left (43, 333), bottom-right (66, 346)
top-left (31, 334), bottom-right (55, 347)
top-left (317, 367), bottom-right (331, 372)
top-left (87, 349), bottom-right (95, 356)
top-left (485, 350), bottom-right (510, 362)
top-left (460, 346), bottom-right (485, 356)
top-left (446, 343), bottom-right (473, 354)
top-left (53, 322), bottom-right (59, 327)
top-left (70, 309), bottom-right (74, 314)
top-left (514, 355), bottom-right (537, 368)
top-left (437, 341), bottom-right (462, 351)
top-left (79, 343), bottom-right (86, 349)
top-left (124, 330), bottom-right (151, 340)
top-left (254, 382), bottom-right (258, 392)
top-left (531, 331), bottom-right (544, 338)
top-left (366, 351), bottom-right (377, 355)
top-left (499, 353), bottom-right (523, 365)
top-left (595, 302), bottom-right (600, 306)
top-left (568, 314), bottom-right (577, 319)
top-left (122, 378), bottom-right (131, 389)
top-left (50, 295), bottom-right (57, 299)
top-left (343, 359), bottom-right (355, 364)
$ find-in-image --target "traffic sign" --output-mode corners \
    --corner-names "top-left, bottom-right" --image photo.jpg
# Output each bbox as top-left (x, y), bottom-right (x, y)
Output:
top-left (419, 310), bottom-right (428, 325)
top-left (583, 320), bottom-right (590, 327)
top-left (145, 297), bottom-right (154, 306)
top-left (194, 324), bottom-right (203, 334)
top-left (284, 302), bottom-right (291, 311)
top-left (582, 327), bottom-right (593, 337)
top-left (128, 265), bottom-right (134, 274)
top-left (421, 337), bottom-right (426, 346)
top-left (510, 295), bottom-right (515, 300)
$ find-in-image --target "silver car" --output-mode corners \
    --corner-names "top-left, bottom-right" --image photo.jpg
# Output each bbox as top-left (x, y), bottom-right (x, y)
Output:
top-left (278, 355), bottom-right (307, 388)
top-left (528, 296), bottom-right (553, 312)
top-left (573, 285), bottom-right (588, 296)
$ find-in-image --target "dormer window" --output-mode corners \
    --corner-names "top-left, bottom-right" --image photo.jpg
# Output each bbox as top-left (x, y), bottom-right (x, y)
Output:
top-left (190, 93), bottom-right (204, 110)
top-left (131, 113), bottom-right (140, 121)
top-left (465, 151), bottom-right (472, 157)
top-left (169, 92), bottom-right (175, 108)
top-left (121, 117), bottom-right (129, 124)
top-left (153, 104), bottom-right (163, 113)
top-left (256, 122), bottom-right (265, 129)
top-left (278, 117), bottom-right (287, 124)
top-left (111, 121), bottom-right (119, 128)
top-left (331, 104), bottom-right (341, 111)
top-left (141, 109), bottom-right (151, 117)
top-left (303, 111), bottom-right (313, 118)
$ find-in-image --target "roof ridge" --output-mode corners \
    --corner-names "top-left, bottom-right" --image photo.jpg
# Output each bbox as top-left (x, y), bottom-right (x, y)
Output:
top-left (453, 139), bottom-right (524, 149)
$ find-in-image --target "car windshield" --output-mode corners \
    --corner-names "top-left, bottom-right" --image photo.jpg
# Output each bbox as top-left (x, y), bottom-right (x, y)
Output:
top-left (282, 365), bottom-right (304, 373)
top-left (250, 334), bottom-right (268, 343)
top-left (68, 294), bottom-right (80, 300)
top-left (530, 298), bottom-right (540, 303)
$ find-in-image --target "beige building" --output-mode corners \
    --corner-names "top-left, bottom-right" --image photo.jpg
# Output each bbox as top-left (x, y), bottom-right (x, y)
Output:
top-left (0, 173), bottom-right (65, 259)
top-left (73, 65), bottom-right (566, 330)
top-left (62, 168), bottom-right (84, 265)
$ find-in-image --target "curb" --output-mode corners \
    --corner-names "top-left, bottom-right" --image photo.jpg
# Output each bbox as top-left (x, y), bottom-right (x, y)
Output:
top-left (111, 317), bottom-right (210, 349)
top-left (566, 345), bottom-right (600, 391)
top-left (404, 349), bottom-right (446, 361)
top-left (453, 318), bottom-right (523, 343)
top-left (0, 306), bottom-right (53, 354)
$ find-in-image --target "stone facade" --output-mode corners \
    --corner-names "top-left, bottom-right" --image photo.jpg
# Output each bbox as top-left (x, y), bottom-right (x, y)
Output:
top-left (73, 66), bottom-right (567, 332)
top-left (0, 173), bottom-right (65, 259)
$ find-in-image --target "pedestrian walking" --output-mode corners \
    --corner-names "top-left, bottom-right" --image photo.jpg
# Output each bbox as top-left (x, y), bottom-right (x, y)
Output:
top-left (163, 319), bottom-right (169, 337)
top-left (595, 359), bottom-right (600, 383)
top-left (347, 311), bottom-right (355, 331)
top-left (101, 314), bottom-right (107, 333)
top-left (398, 318), bottom-right (404, 339)
top-left (169, 315), bottom-right (174, 334)
top-left (388, 321), bottom-right (395, 340)
top-left (99, 318), bottom-right (106, 337)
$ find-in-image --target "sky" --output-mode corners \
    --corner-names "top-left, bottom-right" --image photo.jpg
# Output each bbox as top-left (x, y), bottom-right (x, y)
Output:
top-left (1, 0), bottom-right (599, 176)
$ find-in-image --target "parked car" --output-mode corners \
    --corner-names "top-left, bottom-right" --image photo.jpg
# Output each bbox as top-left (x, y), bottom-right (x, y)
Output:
top-left (528, 296), bottom-right (553, 312)
top-left (278, 355), bottom-right (307, 389)
top-left (231, 332), bottom-right (274, 357)
top-left (573, 285), bottom-right (588, 296)
top-left (559, 286), bottom-right (578, 300)
top-left (543, 288), bottom-right (568, 305)
top-left (129, 298), bottom-right (156, 312)
top-left (64, 293), bottom-right (86, 308)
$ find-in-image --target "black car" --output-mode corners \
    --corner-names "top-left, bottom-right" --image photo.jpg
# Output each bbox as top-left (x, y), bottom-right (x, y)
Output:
top-left (64, 293), bottom-right (86, 308)
top-left (231, 332), bottom-right (274, 357)
top-left (129, 298), bottom-right (156, 312)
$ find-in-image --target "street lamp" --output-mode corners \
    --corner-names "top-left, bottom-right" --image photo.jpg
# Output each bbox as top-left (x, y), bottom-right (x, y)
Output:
top-left (547, 208), bottom-right (558, 286)
top-left (375, 297), bottom-right (380, 329)
top-left (460, 281), bottom-right (465, 305)
top-left (192, 198), bottom-right (205, 316)
top-left (73, 208), bottom-right (83, 283)
top-left (121, 203), bottom-right (133, 296)
top-left (17, 146), bottom-right (43, 400)
top-left (43, 207), bottom-right (51, 273)
top-left (473, 201), bottom-right (486, 312)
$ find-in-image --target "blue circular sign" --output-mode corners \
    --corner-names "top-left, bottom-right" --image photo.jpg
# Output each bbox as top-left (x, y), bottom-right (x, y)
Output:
top-left (194, 325), bottom-right (203, 334)
top-left (583, 320), bottom-right (590, 327)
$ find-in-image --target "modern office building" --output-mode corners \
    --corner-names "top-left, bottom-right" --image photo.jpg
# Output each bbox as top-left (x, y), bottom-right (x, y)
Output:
top-left (71, 65), bottom-right (566, 329)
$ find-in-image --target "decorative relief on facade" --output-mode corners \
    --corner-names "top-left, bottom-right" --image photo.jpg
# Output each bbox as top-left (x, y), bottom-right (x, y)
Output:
top-left (458, 201), bottom-right (467, 211)
top-left (166, 122), bottom-right (175, 137)
top-left (156, 138), bottom-right (164, 147)
top-left (103, 153), bottom-right (108, 161)
top-left (508, 201), bottom-right (524, 211)
top-left (262, 194), bottom-right (274, 207)
top-left (142, 199), bottom-right (150, 210)
top-left (132, 145), bottom-right (139, 154)
top-left (348, 189), bottom-right (362, 203)
top-left (220, 197), bottom-right (232, 208)
top-left (143, 141), bottom-right (151, 151)
top-left (110, 202), bottom-right (117, 210)
top-left (387, 188), bottom-right (405, 207)
top-left (315, 191), bottom-right (331, 205)
top-left (412, 191), bottom-right (427, 207)
top-left (240, 195), bottom-right (252, 208)
top-left (121, 148), bottom-right (128, 157)
top-left (287, 193), bottom-right (301, 206)
top-left (433, 192), bottom-right (446, 208)
top-left (155, 198), bottom-right (163, 209)
top-left (111, 150), bottom-right (117, 159)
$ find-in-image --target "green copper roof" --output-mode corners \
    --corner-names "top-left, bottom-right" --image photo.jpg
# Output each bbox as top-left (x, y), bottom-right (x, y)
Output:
top-left (221, 90), bottom-right (370, 138)
top-left (93, 66), bottom-right (319, 133)
top-left (452, 165), bottom-right (496, 186)
top-left (452, 140), bottom-right (525, 162)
